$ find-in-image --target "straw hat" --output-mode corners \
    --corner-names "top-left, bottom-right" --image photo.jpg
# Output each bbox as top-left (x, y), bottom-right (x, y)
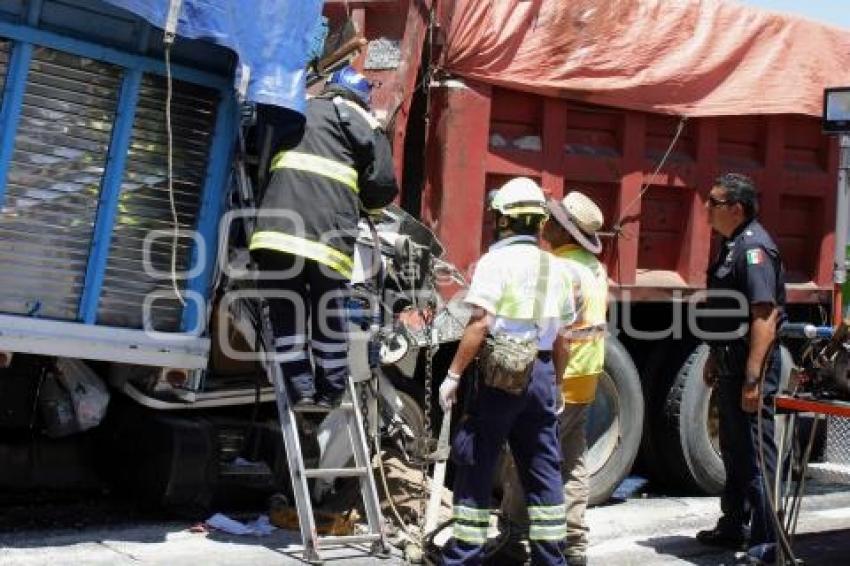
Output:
top-left (547, 191), bottom-right (604, 254)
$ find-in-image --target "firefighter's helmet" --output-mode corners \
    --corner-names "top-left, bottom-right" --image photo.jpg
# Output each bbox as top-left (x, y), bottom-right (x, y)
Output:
top-left (327, 65), bottom-right (371, 107)
top-left (489, 177), bottom-right (548, 217)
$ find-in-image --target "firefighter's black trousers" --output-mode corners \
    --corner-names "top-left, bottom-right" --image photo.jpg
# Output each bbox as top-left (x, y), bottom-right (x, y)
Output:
top-left (252, 249), bottom-right (349, 401)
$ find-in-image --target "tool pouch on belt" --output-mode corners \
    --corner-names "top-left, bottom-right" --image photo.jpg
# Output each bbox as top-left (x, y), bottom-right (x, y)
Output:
top-left (480, 335), bottom-right (538, 395)
top-left (478, 252), bottom-right (549, 395)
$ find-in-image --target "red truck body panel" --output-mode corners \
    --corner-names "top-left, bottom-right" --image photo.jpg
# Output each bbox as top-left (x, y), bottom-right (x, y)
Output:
top-left (328, 2), bottom-right (839, 305)
top-left (421, 81), bottom-right (838, 304)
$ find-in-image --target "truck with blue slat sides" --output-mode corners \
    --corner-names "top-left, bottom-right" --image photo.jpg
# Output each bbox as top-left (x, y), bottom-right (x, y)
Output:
top-left (0, 0), bottom-right (316, 511)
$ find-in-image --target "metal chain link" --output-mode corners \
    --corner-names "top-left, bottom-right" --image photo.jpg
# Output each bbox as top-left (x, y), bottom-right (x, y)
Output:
top-left (418, 269), bottom-right (436, 538)
top-left (360, 296), bottom-right (376, 454)
top-left (359, 367), bottom-right (373, 453)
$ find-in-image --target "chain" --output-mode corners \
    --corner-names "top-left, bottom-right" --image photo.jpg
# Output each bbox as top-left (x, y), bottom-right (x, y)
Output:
top-left (360, 295), bottom-right (377, 454)
top-left (418, 269), bottom-right (436, 539)
top-left (359, 365), bottom-right (373, 453)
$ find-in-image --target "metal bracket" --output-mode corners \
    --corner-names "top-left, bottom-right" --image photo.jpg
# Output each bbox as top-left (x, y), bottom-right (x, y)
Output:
top-left (164, 0), bottom-right (183, 45)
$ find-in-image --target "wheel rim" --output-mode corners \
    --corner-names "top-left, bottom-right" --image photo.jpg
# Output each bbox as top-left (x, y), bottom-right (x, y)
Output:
top-left (394, 389), bottom-right (429, 462)
top-left (585, 371), bottom-right (620, 476)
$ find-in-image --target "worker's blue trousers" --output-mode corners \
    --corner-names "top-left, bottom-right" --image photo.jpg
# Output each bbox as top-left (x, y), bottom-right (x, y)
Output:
top-left (441, 359), bottom-right (567, 565)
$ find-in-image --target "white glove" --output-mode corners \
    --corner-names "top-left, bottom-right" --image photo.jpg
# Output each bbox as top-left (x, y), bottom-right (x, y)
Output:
top-left (555, 394), bottom-right (565, 416)
top-left (439, 376), bottom-right (460, 411)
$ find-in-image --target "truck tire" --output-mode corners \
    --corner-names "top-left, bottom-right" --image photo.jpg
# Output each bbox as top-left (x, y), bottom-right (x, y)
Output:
top-left (635, 338), bottom-right (694, 483)
top-left (661, 344), bottom-right (792, 494)
top-left (586, 337), bottom-right (644, 505)
top-left (661, 344), bottom-right (725, 493)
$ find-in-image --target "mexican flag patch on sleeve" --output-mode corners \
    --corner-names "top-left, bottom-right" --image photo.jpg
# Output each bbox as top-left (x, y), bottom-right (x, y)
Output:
top-left (746, 249), bottom-right (763, 265)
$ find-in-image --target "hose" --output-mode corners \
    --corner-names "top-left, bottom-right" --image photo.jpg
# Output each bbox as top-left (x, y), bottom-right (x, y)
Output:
top-left (755, 339), bottom-right (798, 564)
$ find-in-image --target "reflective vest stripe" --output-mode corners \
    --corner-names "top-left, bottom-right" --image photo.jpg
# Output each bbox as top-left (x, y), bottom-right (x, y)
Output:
top-left (560, 323), bottom-right (607, 340)
top-left (270, 150), bottom-right (359, 193)
top-left (554, 245), bottom-right (608, 402)
top-left (249, 231), bottom-right (353, 278)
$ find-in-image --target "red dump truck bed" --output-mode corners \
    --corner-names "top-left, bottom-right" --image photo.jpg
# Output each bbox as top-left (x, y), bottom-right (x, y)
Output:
top-left (326, 0), bottom-right (844, 306)
top-left (423, 0), bottom-right (847, 307)
top-left (423, 82), bottom-right (838, 304)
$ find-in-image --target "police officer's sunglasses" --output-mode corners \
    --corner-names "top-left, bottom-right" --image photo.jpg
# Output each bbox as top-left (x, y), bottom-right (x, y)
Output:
top-left (707, 195), bottom-right (733, 208)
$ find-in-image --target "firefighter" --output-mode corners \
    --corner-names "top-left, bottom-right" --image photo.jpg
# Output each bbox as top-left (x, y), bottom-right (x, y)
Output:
top-left (498, 191), bottom-right (608, 566)
top-left (250, 66), bottom-right (398, 408)
top-left (696, 173), bottom-right (785, 565)
top-left (438, 177), bottom-right (578, 566)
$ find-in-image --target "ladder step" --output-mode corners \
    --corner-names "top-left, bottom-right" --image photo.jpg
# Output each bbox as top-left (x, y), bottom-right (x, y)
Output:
top-left (292, 401), bottom-right (355, 414)
top-left (316, 533), bottom-right (381, 548)
top-left (304, 467), bottom-right (369, 479)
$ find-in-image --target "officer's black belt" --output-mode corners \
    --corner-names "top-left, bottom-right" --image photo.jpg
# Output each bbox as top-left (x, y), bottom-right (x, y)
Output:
top-left (537, 350), bottom-right (552, 363)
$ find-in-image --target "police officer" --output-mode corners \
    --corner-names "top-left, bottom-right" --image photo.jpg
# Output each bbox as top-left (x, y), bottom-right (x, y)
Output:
top-left (438, 177), bottom-right (578, 566)
top-left (695, 173), bottom-right (785, 564)
top-left (498, 191), bottom-right (608, 566)
top-left (250, 66), bottom-right (398, 408)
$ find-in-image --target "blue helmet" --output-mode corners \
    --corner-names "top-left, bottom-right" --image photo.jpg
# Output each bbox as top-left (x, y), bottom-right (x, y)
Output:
top-left (327, 65), bottom-right (371, 107)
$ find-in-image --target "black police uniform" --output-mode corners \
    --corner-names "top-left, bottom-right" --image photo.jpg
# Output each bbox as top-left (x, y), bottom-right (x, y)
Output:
top-left (704, 218), bottom-right (786, 552)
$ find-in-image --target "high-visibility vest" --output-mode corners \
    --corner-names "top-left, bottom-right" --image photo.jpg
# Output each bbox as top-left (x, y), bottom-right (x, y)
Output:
top-left (555, 244), bottom-right (608, 404)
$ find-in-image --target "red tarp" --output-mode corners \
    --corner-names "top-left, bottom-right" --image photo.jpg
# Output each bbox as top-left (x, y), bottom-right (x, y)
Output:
top-left (442, 0), bottom-right (850, 117)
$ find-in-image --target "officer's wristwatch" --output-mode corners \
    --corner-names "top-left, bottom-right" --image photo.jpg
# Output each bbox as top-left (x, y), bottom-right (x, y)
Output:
top-left (446, 370), bottom-right (462, 382)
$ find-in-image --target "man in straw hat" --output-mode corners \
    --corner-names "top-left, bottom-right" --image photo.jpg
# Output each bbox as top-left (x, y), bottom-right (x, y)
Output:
top-left (496, 191), bottom-right (608, 566)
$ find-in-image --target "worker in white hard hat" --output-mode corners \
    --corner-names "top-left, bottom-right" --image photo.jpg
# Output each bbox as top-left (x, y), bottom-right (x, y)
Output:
top-left (497, 190), bottom-right (609, 566)
top-left (439, 177), bottom-right (578, 565)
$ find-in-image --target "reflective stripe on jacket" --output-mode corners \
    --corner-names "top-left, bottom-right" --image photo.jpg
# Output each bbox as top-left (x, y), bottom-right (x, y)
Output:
top-left (555, 244), bottom-right (608, 404)
top-left (249, 231), bottom-right (354, 279)
top-left (251, 93), bottom-right (398, 276)
top-left (270, 150), bottom-right (359, 193)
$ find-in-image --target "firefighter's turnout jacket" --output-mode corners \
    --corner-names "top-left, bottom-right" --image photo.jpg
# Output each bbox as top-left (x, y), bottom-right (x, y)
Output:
top-left (250, 94), bottom-right (398, 277)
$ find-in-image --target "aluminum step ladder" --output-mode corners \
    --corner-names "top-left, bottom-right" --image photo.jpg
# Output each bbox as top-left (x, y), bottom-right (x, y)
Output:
top-left (234, 120), bottom-right (388, 563)
top-left (258, 303), bottom-right (389, 563)
top-left (234, 114), bottom-right (390, 564)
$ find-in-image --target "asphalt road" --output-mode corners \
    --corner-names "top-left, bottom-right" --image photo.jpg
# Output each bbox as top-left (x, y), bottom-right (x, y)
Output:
top-left (1, 482), bottom-right (849, 565)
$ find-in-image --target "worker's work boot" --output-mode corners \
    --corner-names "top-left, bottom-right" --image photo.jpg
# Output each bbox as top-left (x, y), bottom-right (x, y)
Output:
top-left (696, 526), bottom-right (748, 550)
top-left (316, 390), bottom-right (344, 410)
top-left (483, 533), bottom-right (528, 565)
top-left (293, 395), bottom-right (316, 409)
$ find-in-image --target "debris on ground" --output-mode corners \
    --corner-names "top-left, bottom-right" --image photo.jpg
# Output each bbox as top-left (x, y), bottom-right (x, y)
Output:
top-left (314, 452), bottom-right (452, 530)
top-left (205, 513), bottom-right (276, 536)
top-left (268, 493), bottom-right (359, 535)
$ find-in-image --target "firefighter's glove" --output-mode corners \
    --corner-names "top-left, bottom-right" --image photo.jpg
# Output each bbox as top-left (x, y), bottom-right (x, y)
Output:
top-left (439, 373), bottom-right (460, 411)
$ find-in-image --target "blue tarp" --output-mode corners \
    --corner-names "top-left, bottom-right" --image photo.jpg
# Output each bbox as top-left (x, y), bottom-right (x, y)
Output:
top-left (104, 0), bottom-right (323, 115)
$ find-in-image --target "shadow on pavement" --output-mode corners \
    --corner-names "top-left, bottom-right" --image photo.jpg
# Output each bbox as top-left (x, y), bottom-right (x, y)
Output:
top-left (638, 528), bottom-right (850, 566)
top-left (786, 527), bottom-right (850, 566)
top-left (636, 535), bottom-right (736, 565)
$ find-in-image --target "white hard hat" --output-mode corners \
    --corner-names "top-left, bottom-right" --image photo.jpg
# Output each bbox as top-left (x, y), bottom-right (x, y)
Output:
top-left (489, 177), bottom-right (548, 217)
